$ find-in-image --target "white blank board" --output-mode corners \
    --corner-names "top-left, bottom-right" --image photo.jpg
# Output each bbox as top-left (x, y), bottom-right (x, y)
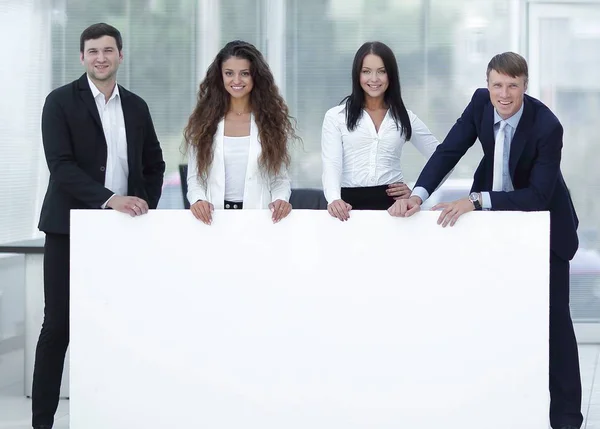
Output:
top-left (70, 210), bottom-right (550, 429)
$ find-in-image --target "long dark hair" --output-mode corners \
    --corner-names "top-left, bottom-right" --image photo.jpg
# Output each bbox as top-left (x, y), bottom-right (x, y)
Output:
top-left (342, 41), bottom-right (412, 140)
top-left (184, 40), bottom-right (299, 182)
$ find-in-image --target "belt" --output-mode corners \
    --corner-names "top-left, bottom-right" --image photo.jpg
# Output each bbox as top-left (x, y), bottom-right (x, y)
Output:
top-left (224, 200), bottom-right (243, 209)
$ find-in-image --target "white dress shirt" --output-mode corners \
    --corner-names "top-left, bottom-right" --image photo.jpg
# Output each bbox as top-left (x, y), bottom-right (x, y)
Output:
top-left (88, 76), bottom-right (128, 206)
top-left (223, 135), bottom-right (251, 202)
top-left (321, 104), bottom-right (439, 203)
top-left (480, 104), bottom-right (523, 208)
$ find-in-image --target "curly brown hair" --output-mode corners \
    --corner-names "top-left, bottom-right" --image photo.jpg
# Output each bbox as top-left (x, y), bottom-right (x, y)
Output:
top-left (183, 40), bottom-right (299, 183)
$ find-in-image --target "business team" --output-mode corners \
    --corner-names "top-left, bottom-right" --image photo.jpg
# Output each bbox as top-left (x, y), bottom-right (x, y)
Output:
top-left (33, 22), bottom-right (582, 429)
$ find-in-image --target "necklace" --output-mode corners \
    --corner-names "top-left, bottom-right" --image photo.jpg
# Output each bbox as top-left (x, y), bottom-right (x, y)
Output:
top-left (231, 110), bottom-right (250, 116)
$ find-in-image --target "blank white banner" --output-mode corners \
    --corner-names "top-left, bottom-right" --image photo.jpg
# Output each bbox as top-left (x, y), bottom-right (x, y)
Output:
top-left (70, 210), bottom-right (550, 429)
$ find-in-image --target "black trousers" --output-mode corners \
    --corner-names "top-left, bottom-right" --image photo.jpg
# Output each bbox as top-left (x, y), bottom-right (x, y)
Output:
top-left (32, 233), bottom-right (70, 428)
top-left (341, 185), bottom-right (395, 210)
top-left (549, 251), bottom-right (583, 428)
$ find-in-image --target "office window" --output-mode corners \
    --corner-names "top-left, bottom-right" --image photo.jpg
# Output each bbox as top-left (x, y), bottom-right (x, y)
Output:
top-left (1, 0), bottom-right (598, 325)
top-left (283, 0), bottom-right (511, 185)
top-left (0, 0), bottom-right (51, 244)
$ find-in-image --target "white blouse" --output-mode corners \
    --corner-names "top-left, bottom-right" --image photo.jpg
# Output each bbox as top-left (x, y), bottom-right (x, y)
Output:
top-left (321, 104), bottom-right (439, 203)
top-left (223, 135), bottom-right (251, 202)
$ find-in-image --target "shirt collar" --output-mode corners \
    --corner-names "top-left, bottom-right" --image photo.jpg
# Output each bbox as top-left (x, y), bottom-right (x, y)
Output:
top-left (87, 75), bottom-right (120, 101)
top-left (494, 99), bottom-right (524, 129)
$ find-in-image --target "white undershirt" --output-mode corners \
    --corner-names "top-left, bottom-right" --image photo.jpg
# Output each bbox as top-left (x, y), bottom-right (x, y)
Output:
top-left (223, 135), bottom-right (250, 202)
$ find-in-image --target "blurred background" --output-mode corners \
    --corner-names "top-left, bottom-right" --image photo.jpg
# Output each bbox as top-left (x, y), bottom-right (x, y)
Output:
top-left (0, 0), bottom-right (599, 337)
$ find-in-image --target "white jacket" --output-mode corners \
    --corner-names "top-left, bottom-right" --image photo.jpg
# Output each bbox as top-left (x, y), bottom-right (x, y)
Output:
top-left (186, 115), bottom-right (291, 209)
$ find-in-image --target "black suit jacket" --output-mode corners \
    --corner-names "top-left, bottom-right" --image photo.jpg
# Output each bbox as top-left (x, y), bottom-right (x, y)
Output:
top-left (38, 73), bottom-right (166, 235)
top-left (415, 89), bottom-right (579, 261)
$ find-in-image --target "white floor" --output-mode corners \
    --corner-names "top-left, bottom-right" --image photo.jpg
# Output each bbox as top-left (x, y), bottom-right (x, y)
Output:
top-left (0, 345), bottom-right (599, 429)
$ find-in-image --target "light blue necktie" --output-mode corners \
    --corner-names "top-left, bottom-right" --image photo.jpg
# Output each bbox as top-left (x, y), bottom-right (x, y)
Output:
top-left (492, 121), bottom-right (507, 192)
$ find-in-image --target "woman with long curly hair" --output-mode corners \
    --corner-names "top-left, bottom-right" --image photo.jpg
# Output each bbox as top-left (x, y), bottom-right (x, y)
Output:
top-left (321, 41), bottom-right (440, 221)
top-left (184, 40), bottom-right (299, 225)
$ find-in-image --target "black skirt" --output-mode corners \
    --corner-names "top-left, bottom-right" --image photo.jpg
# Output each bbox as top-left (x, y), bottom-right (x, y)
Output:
top-left (341, 185), bottom-right (395, 210)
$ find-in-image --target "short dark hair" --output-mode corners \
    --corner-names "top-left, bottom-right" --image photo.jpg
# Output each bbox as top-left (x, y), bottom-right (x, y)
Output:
top-left (80, 23), bottom-right (123, 53)
top-left (486, 52), bottom-right (528, 84)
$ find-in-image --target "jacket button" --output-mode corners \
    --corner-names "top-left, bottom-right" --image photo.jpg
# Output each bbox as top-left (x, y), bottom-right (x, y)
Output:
top-left (100, 166), bottom-right (105, 172)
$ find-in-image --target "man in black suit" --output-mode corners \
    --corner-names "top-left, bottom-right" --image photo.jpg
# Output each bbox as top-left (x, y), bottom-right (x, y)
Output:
top-left (32, 23), bottom-right (165, 428)
top-left (389, 52), bottom-right (582, 429)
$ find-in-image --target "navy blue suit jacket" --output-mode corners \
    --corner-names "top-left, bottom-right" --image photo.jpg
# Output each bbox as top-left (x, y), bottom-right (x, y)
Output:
top-left (414, 89), bottom-right (579, 261)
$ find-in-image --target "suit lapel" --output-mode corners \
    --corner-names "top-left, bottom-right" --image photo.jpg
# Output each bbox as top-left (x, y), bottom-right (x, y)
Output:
top-left (247, 114), bottom-right (260, 177)
top-left (481, 102), bottom-right (495, 152)
top-left (214, 119), bottom-right (225, 177)
top-left (212, 119), bottom-right (226, 203)
top-left (240, 114), bottom-right (261, 205)
top-left (119, 86), bottom-right (138, 175)
top-left (77, 74), bottom-right (103, 130)
top-left (509, 97), bottom-right (532, 177)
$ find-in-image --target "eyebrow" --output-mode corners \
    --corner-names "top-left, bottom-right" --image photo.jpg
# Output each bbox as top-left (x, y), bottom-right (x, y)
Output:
top-left (224, 68), bottom-right (250, 72)
top-left (362, 67), bottom-right (386, 70)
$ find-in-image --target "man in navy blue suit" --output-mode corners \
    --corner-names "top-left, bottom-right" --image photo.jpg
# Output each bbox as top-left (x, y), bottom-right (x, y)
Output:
top-left (389, 52), bottom-right (582, 429)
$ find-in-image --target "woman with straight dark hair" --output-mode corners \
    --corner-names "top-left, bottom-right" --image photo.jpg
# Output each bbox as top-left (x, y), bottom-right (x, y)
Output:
top-left (184, 40), bottom-right (300, 225)
top-left (321, 41), bottom-right (440, 221)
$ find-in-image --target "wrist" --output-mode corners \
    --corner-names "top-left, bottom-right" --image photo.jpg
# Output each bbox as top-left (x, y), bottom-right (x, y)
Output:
top-left (105, 194), bottom-right (116, 208)
top-left (410, 195), bottom-right (422, 205)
